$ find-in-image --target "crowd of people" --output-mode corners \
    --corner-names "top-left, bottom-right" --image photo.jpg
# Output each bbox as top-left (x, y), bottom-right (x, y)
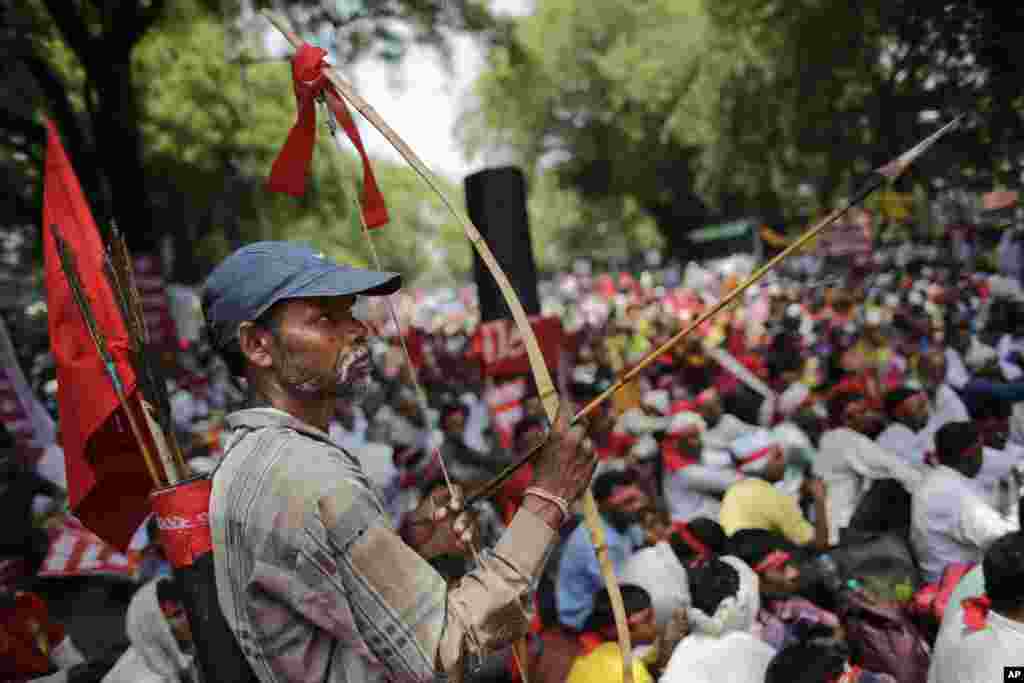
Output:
top-left (3, 230), bottom-right (1024, 683)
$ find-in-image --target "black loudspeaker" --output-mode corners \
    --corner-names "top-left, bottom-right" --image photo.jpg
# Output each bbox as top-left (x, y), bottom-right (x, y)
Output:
top-left (464, 166), bottom-right (541, 323)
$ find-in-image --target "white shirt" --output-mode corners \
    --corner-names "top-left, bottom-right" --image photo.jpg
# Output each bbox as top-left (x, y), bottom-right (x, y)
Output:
top-left (998, 334), bottom-right (1024, 381)
top-left (703, 414), bottom-right (758, 451)
top-left (945, 347), bottom-right (971, 390)
top-left (974, 444), bottom-right (1024, 513)
top-left (911, 465), bottom-right (1019, 582)
top-left (660, 631), bottom-right (775, 683)
top-left (817, 428), bottom-right (924, 545)
top-left (662, 463), bottom-right (740, 523)
top-left (922, 384), bottom-right (971, 445)
top-left (877, 422), bottom-right (932, 470)
top-left (930, 609), bottom-right (1024, 683)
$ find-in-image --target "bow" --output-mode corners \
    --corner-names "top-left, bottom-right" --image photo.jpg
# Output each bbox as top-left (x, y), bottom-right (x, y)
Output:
top-left (261, 12), bottom-right (635, 682)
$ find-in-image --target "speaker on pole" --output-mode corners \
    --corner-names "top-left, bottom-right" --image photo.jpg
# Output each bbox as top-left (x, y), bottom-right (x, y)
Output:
top-left (464, 166), bottom-right (541, 323)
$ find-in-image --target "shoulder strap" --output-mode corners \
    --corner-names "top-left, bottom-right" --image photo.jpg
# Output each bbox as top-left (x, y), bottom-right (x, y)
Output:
top-left (209, 426), bottom-right (274, 682)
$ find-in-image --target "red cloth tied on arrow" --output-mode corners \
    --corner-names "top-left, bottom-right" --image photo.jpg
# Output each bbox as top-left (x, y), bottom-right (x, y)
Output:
top-left (961, 595), bottom-right (991, 631)
top-left (268, 43), bottom-right (388, 229)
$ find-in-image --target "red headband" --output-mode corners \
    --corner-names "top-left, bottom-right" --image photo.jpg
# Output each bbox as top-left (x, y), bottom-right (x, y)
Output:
top-left (753, 550), bottom-right (792, 574)
top-left (736, 445), bottom-right (778, 469)
top-left (695, 389), bottom-right (717, 407)
top-left (672, 522), bottom-right (710, 560)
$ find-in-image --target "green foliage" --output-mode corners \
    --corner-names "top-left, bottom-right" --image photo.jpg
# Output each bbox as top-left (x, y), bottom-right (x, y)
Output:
top-left (465, 0), bottom-right (1024, 255)
top-left (2, 0), bottom-right (491, 287)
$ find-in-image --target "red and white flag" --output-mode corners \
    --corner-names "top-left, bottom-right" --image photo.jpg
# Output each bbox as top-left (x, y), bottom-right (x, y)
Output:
top-left (39, 516), bottom-right (140, 581)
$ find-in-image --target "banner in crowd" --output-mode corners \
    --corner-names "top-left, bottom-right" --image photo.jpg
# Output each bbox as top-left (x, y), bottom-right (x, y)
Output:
top-left (39, 516), bottom-right (140, 581)
top-left (133, 254), bottom-right (180, 350)
top-left (817, 208), bottom-right (874, 258)
top-left (484, 377), bottom-right (528, 449)
top-left (468, 315), bottom-right (564, 378)
top-left (0, 315), bottom-right (56, 463)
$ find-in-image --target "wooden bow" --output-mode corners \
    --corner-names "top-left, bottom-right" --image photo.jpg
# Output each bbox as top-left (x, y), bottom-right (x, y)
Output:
top-left (261, 11), bottom-right (635, 683)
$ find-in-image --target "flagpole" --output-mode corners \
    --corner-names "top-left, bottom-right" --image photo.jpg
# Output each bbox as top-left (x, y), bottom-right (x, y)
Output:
top-left (49, 223), bottom-right (168, 488)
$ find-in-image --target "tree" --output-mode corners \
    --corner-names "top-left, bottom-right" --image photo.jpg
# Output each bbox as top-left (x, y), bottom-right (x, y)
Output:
top-left (1, 0), bottom-right (498, 283)
top-left (461, 0), bottom-right (730, 262)
top-left (465, 0), bottom-right (1024, 254)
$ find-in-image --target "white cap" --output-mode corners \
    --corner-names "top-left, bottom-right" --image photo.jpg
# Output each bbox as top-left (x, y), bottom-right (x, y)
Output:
top-left (631, 434), bottom-right (660, 460)
top-left (668, 411), bottom-right (707, 435)
top-left (643, 389), bottom-right (671, 415)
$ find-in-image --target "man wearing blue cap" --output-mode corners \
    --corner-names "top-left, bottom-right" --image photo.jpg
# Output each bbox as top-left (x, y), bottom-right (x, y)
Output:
top-left (201, 242), bottom-right (597, 683)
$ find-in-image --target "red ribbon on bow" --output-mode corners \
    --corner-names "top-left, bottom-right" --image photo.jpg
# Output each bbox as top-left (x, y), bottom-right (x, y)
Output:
top-left (268, 43), bottom-right (389, 229)
top-left (961, 595), bottom-right (991, 631)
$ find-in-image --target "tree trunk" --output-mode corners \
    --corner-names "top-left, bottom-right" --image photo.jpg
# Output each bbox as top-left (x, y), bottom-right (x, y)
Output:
top-left (90, 55), bottom-right (157, 253)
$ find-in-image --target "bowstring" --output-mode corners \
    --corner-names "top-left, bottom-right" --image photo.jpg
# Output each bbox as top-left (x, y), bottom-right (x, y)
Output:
top-left (320, 101), bottom-right (535, 677)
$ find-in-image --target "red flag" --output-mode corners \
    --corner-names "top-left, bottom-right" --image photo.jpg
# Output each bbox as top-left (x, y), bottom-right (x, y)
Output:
top-left (267, 43), bottom-right (389, 228)
top-left (41, 120), bottom-right (153, 550)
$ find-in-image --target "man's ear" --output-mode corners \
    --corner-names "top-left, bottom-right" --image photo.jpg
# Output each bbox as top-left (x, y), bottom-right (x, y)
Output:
top-left (238, 322), bottom-right (275, 369)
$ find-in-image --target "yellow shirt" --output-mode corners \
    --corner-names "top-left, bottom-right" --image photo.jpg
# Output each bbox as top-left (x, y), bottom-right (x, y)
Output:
top-left (566, 642), bottom-right (655, 683)
top-left (719, 478), bottom-right (815, 545)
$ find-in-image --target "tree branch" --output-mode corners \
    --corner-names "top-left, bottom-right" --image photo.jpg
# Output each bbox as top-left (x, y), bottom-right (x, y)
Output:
top-left (19, 52), bottom-right (91, 159)
top-left (40, 0), bottom-right (96, 71)
top-left (110, 0), bottom-right (168, 51)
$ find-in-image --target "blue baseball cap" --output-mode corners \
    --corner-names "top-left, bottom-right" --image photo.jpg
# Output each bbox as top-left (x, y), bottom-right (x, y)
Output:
top-left (202, 241), bottom-right (401, 349)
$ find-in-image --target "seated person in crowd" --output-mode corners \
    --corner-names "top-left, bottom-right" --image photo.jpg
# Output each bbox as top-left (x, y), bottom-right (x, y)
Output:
top-left (719, 433), bottom-right (831, 550)
top-left (963, 392), bottom-right (1024, 511)
top-left (693, 387), bottom-right (758, 451)
top-left (929, 531), bottom-right (1024, 683)
top-left (918, 349), bottom-right (971, 445)
top-left (729, 528), bottom-right (841, 650)
top-left (815, 392), bottom-right (922, 544)
top-left (567, 585), bottom-right (659, 683)
top-left (102, 577), bottom-right (196, 683)
top-left (0, 587), bottom-right (86, 682)
top-left (0, 424), bottom-right (64, 577)
top-left (876, 387), bottom-right (933, 469)
top-left (556, 471), bottom-right (648, 630)
top-left (911, 421), bottom-right (1019, 582)
top-left (659, 556), bottom-right (775, 683)
top-left (620, 516), bottom-right (726, 632)
top-left (660, 412), bottom-right (741, 523)
top-left (766, 642), bottom-right (896, 683)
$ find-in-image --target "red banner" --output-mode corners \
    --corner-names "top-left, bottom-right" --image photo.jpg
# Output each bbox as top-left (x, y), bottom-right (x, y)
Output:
top-left (468, 316), bottom-right (564, 378)
top-left (484, 377), bottom-right (528, 449)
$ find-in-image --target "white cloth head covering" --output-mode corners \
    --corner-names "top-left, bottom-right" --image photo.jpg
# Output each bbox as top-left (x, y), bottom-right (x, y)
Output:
top-left (965, 338), bottom-right (998, 371)
top-left (669, 411), bottom-right (707, 436)
top-left (620, 542), bottom-right (690, 630)
top-left (686, 556), bottom-right (760, 637)
top-left (730, 429), bottom-right (779, 474)
top-left (643, 389), bottom-right (671, 415)
top-left (631, 433), bottom-right (660, 461)
top-left (776, 383), bottom-right (810, 419)
top-left (660, 556), bottom-right (773, 683)
top-left (125, 577), bottom-right (193, 681)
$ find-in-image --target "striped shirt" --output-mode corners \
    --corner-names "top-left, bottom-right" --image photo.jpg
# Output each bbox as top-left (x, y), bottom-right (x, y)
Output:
top-left (210, 408), bottom-right (557, 682)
